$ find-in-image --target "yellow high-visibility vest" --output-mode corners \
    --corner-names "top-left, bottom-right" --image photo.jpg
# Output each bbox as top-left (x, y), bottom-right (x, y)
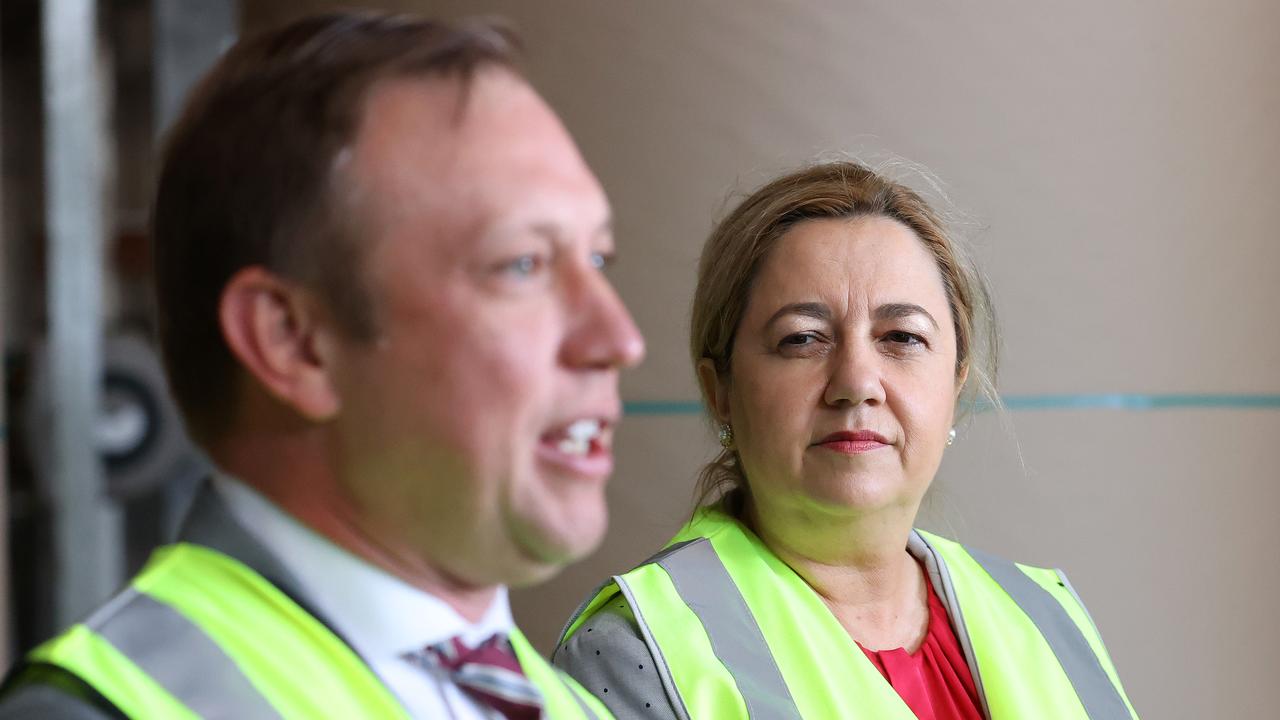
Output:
top-left (30, 543), bottom-right (609, 719)
top-left (560, 508), bottom-right (1137, 719)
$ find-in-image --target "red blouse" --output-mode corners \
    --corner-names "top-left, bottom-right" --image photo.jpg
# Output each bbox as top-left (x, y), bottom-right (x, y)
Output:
top-left (857, 570), bottom-right (985, 720)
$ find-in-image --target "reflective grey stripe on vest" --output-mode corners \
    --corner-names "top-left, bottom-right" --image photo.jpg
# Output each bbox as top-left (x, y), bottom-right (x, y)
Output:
top-left (639, 538), bottom-right (802, 720)
top-left (88, 588), bottom-right (281, 719)
top-left (965, 547), bottom-right (1130, 719)
top-left (910, 532), bottom-right (993, 720)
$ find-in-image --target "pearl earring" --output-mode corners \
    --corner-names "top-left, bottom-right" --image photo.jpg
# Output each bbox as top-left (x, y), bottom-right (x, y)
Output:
top-left (718, 424), bottom-right (734, 448)
top-left (947, 427), bottom-right (957, 446)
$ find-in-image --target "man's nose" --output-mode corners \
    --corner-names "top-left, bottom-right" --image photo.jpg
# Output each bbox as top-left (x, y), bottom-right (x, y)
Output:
top-left (561, 265), bottom-right (646, 370)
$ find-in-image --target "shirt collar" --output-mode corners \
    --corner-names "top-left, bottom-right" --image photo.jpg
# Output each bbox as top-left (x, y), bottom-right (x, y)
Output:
top-left (211, 473), bottom-right (514, 660)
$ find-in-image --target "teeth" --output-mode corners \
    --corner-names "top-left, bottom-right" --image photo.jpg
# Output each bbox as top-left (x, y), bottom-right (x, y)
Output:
top-left (567, 419), bottom-right (602, 441)
top-left (557, 419), bottom-right (602, 456)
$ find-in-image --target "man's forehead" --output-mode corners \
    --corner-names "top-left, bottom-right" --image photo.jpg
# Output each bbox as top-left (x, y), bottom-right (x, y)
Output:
top-left (351, 70), bottom-right (584, 182)
top-left (353, 70), bottom-right (512, 164)
top-left (341, 69), bottom-right (607, 243)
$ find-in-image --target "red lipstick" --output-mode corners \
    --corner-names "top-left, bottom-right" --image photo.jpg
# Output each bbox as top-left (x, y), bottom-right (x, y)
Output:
top-left (815, 430), bottom-right (890, 454)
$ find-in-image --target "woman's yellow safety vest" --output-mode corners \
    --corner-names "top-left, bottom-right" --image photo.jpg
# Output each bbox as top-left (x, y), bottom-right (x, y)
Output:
top-left (29, 543), bottom-right (609, 719)
top-left (560, 509), bottom-right (1137, 719)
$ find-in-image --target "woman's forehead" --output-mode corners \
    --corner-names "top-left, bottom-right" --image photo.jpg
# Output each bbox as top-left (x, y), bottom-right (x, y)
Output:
top-left (749, 216), bottom-right (949, 314)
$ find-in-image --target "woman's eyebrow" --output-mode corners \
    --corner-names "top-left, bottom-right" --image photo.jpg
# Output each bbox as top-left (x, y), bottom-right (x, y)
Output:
top-left (765, 301), bottom-right (939, 331)
top-left (875, 302), bottom-right (939, 330)
top-left (766, 302), bottom-right (830, 328)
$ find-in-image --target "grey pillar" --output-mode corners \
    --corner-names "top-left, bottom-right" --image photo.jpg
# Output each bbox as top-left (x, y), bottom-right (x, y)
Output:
top-left (42, 0), bottom-right (123, 626)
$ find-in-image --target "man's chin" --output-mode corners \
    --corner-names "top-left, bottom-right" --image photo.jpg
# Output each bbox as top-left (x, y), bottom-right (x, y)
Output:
top-left (506, 513), bottom-right (607, 587)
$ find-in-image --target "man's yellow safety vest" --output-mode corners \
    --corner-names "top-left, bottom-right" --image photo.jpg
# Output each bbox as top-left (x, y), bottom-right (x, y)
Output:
top-left (28, 542), bottom-right (609, 719)
top-left (560, 508), bottom-right (1137, 719)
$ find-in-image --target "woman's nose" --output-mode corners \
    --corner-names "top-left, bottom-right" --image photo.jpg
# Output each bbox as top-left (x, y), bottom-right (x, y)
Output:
top-left (823, 342), bottom-right (885, 408)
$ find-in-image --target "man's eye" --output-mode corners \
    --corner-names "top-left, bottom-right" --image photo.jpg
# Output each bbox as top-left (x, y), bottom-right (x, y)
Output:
top-left (589, 251), bottom-right (612, 270)
top-left (504, 254), bottom-right (546, 277)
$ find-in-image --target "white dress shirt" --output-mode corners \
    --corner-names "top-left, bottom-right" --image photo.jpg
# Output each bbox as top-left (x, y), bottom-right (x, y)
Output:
top-left (213, 474), bottom-right (514, 719)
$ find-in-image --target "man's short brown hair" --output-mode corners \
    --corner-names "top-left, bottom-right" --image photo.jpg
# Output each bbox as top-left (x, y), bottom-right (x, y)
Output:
top-left (152, 11), bottom-right (519, 446)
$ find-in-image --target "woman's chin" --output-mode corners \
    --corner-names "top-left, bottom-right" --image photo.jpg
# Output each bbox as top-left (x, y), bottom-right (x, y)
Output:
top-left (801, 477), bottom-right (918, 515)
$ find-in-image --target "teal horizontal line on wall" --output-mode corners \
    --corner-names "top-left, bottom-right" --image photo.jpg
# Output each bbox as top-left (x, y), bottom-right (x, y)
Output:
top-left (992, 394), bottom-right (1280, 411)
top-left (623, 394), bottom-right (1280, 416)
top-left (624, 401), bottom-right (704, 416)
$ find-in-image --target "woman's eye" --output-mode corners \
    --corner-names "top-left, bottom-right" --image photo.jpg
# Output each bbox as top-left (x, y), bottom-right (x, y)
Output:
top-left (780, 333), bottom-right (818, 348)
top-left (883, 331), bottom-right (924, 346)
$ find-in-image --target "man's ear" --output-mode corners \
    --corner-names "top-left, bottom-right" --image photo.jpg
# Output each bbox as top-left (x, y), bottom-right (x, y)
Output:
top-left (696, 357), bottom-right (732, 425)
top-left (218, 267), bottom-right (342, 421)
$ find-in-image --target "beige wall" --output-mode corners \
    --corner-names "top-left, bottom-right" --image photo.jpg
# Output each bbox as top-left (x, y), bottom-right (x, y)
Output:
top-left (255, 3), bottom-right (1280, 717)
top-left (426, 3), bottom-right (1278, 718)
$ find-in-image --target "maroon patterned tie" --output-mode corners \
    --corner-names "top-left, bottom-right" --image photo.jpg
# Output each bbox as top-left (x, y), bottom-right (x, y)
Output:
top-left (406, 634), bottom-right (543, 719)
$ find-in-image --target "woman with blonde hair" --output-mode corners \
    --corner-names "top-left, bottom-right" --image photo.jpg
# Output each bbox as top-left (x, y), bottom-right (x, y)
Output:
top-left (554, 161), bottom-right (1136, 719)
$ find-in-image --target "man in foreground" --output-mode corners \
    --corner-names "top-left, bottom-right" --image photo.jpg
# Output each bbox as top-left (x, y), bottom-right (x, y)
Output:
top-left (0, 11), bottom-right (642, 718)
